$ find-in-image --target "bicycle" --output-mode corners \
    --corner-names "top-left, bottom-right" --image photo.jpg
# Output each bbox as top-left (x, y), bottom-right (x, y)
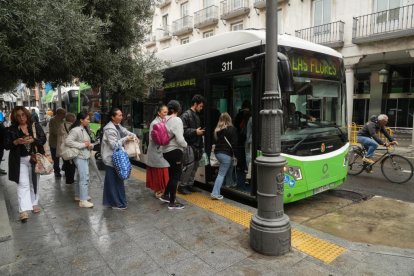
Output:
top-left (348, 145), bottom-right (414, 184)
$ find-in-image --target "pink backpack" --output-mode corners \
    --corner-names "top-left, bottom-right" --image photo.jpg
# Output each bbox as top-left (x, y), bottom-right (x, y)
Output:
top-left (151, 118), bottom-right (171, 146)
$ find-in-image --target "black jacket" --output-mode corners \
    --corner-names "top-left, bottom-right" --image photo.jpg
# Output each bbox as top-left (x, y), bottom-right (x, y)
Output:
top-left (214, 126), bottom-right (238, 157)
top-left (357, 116), bottom-right (394, 145)
top-left (181, 109), bottom-right (203, 149)
top-left (4, 122), bottom-right (46, 193)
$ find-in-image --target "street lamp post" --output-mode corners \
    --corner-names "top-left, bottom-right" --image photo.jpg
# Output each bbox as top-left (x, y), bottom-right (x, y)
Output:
top-left (249, 0), bottom-right (291, 255)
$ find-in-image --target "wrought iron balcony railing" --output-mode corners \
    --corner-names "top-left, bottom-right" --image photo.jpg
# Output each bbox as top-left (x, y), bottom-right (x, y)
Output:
top-left (353, 4), bottom-right (414, 44)
top-left (220, 0), bottom-right (250, 20)
top-left (295, 21), bottom-right (345, 48)
top-left (157, 0), bottom-right (171, 9)
top-left (194, 5), bottom-right (219, 29)
top-left (157, 25), bottom-right (172, 42)
top-left (172, 15), bottom-right (193, 36)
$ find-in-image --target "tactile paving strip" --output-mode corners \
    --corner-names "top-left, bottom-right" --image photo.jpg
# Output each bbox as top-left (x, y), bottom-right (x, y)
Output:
top-left (131, 167), bottom-right (346, 263)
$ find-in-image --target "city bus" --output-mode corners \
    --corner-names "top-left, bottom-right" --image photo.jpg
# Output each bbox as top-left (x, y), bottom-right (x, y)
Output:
top-left (136, 30), bottom-right (348, 203)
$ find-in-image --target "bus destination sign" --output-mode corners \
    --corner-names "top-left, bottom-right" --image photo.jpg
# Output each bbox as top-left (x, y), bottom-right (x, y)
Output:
top-left (288, 53), bottom-right (341, 80)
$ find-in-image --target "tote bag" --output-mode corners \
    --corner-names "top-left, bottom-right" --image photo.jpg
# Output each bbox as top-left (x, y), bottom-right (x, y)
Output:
top-left (124, 137), bottom-right (141, 160)
top-left (112, 144), bottom-right (132, 180)
top-left (32, 123), bottom-right (53, 175)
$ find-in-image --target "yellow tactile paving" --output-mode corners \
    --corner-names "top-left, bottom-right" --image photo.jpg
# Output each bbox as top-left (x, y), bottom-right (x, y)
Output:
top-left (130, 167), bottom-right (346, 263)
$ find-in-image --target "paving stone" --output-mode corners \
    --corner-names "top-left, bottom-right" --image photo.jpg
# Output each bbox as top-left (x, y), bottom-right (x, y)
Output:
top-left (57, 246), bottom-right (107, 275)
top-left (107, 251), bottom-right (161, 275)
top-left (216, 257), bottom-right (276, 276)
top-left (165, 256), bottom-right (217, 276)
top-left (196, 244), bottom-right (249, 271)
top-left (145, 238), bottom-right (194, 267)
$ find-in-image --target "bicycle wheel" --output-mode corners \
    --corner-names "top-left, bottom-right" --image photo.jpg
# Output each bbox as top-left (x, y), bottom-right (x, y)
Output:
top-left (348, 149), bottom-right (365, 176)
top-left (381, 154), bottom-right (414, 184)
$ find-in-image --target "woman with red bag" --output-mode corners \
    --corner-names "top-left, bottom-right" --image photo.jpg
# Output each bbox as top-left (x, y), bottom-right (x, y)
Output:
top-left (4, 106), bottom-right (46, 222)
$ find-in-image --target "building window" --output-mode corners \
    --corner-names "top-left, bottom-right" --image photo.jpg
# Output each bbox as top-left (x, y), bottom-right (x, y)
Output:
top-left (203, 30), bottom-right (214, 38)
top-left (181, 2), bottom-right (189, 17)
top-left (375, 0), bottom-right (401, 23)
top-left (388, 64), bottom-right (413, 93)
top-left (354, 73), bottom-right (371, 94)
top-left (181, 37), bottom-right (189, 44)
top-left (313, 0), bottom-right (331, 26)
top-left (203, 0), bottom-right (214, 7)
top-left (231, 21), bottom-right (243, 31)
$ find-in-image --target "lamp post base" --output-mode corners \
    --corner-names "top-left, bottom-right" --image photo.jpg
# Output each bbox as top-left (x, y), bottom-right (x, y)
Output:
top-left (250, 214), bottom-right (291, 256)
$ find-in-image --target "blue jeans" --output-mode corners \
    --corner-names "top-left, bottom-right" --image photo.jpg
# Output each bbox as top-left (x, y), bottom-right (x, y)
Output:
top-left (73, 158), bottom-right (90, 200)
top-left (212, 153), bottom-right (233, 196)
top-left (357, 136), bottom-right (378, 158)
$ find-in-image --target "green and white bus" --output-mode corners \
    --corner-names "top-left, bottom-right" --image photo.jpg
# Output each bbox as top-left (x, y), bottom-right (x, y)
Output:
top-left (138, 30), bottom-right (348, 203)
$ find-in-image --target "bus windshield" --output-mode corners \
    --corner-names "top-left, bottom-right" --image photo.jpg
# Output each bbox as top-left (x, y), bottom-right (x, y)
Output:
top-left (282, 78), bottom-right (346, 146)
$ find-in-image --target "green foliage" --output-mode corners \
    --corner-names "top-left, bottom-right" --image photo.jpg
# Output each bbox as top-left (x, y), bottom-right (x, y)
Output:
top-left (0, 0), bottom-right (104, 90)
top-left (0, 0), bottom-right (165, 98)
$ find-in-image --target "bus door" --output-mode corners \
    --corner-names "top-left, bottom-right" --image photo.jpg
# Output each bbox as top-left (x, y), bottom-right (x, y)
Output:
top-left (206, 74), bottom-right (253, 194)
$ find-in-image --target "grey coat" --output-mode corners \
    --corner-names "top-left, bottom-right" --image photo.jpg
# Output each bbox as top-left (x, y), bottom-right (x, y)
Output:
top-left (146, 117), bottom-right (170, 168)
top-left (65, 126), bottom-right (91, 159)
top-left (101, 121), bottom-right (135, 167)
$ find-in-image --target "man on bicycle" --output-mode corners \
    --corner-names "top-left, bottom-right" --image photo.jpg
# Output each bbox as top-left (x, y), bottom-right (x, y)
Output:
top-left (357, 114), bottom-right (398, 164)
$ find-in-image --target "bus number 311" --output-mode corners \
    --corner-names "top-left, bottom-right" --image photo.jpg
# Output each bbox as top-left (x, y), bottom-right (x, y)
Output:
top-left (222, 61), bottom-right (233, 72)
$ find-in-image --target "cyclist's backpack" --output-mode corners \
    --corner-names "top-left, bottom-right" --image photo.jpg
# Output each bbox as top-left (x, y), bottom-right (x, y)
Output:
top-left (151, 118), bottom-right (171, 146)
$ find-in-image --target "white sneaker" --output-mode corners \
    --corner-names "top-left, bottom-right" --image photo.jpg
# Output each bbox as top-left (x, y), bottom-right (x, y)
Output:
top-left (79, 200), bottom-right (94, 208)
top-left (74, 196), bottom-right (92, 201)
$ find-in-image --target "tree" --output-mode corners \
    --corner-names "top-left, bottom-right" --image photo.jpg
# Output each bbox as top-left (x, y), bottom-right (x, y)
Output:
top-left (0, 0), bottom-right (104, 91)
top-left (0, 0), bottom-right (165, 100)
top-left (82, 0), bottom-right (164, 101)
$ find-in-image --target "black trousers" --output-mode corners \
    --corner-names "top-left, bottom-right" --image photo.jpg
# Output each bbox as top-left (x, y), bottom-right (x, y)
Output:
top-left (163, 149), bottom-right (183, 204)
top-left (64, 160), bottom-right (76, 184)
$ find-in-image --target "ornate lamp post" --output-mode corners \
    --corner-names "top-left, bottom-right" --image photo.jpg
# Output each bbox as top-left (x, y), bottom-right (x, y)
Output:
top-left (249, 0), bottom-right (291, 256)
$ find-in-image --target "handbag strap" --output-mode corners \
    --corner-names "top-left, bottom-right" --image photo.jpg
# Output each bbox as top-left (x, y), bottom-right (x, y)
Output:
top-left (32, 123), bottom-right (50, 154)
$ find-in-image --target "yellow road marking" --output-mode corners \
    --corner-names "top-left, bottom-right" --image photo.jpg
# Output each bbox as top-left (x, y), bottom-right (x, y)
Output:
top-left (131, 167), bottom-right (346, 263)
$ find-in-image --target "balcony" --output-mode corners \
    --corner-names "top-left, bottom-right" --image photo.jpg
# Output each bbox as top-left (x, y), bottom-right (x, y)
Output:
top-left (253, 0), bottom-right (287, 9)
top-left (220, 0), bottom-right (250, 20)
top-left (157, 0), bottom-right (171, 9)
top-left (157, 25), bottom-right (172, 42)
top-left (194, 6), bottom-right (219, 29)
top-left (353, 4), bottom-right (414, 44)
top-left (144, 34), bottom-right (156, 47)
top-left (172, 16), bottom-right (193, 36)
top-left (295, 21), bottom-right (345, 48)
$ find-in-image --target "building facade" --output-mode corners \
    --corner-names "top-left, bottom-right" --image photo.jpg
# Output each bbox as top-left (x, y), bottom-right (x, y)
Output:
top-left (146, 0), bottom-right (414, 130)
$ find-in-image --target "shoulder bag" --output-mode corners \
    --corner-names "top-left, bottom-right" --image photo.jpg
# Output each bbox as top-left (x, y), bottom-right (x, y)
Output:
top-left (124, 136), bottom-right (141, 160)
top-left (32, 124), bottom-right (54, 175)
top-left (209, 136), bottom-right (237, 167)
top-left (61, 126), bottom-right (80, 160)
top-left (112, 143), bottom-right (132, 180)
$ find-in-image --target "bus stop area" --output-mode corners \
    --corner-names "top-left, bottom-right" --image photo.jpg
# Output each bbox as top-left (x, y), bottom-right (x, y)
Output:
top-left (0, 153), bottom-right (413, 275)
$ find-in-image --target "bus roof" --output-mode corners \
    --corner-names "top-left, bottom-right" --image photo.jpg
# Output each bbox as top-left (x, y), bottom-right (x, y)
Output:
top-left (155, 30), bottom-right (343, 67)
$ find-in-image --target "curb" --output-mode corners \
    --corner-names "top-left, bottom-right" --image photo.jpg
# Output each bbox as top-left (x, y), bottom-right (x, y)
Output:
top-left (0, 184), bottom-right (12, 243)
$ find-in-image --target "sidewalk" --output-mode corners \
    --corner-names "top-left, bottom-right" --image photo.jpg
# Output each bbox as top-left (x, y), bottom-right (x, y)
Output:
top-left (0, 158), bottom-right (414, 275)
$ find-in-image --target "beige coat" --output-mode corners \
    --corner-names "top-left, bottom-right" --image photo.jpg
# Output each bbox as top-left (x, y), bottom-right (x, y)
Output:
top-left (56, 122), bottom-right (72, 157)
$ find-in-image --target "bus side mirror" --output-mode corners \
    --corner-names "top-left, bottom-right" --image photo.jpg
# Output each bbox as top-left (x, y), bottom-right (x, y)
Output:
top-left (278, 53), bottom-right (294, 93)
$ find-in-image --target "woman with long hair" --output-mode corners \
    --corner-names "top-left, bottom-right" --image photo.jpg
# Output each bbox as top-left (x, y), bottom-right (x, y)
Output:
top-left (101, 107), bottom-right (137, 210)
top-left (145, 104), bottom-right (170, 198)
top-left (211, 112), bottom-right (238, 200)
top-left (4, 106), bottom-right (46, 222)
top-left (160, 100), bottom-right (187, 210)
top-left (66, 111), bottom-right (94, 208)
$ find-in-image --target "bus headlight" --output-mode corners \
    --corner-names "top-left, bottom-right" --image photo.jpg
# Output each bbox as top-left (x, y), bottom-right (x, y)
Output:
top-left (343, 153), bottom-right (348, 167)
top-left (287, 166), bottom-right (302, 180)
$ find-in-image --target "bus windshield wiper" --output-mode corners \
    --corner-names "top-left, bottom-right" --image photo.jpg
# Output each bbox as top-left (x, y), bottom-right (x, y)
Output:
top-left (287, 130), bottom-right (331, 153)
top-left (328, 125), bottom-right (347, 142)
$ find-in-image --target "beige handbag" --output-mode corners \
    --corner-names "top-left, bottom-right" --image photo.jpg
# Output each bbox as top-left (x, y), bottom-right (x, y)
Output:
top-left (124, 137), bottom-right (141, 160)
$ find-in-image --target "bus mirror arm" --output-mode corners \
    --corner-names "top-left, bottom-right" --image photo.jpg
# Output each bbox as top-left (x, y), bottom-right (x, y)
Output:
top-left (245, 52), bottom-right (294, 93)
top-left (278, 53), bottom-right (294, 93)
